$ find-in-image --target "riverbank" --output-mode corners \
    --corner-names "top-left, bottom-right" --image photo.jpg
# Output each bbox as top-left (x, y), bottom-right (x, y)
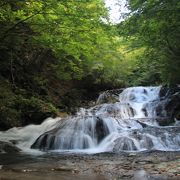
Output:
top-left (0, 151), bottom-right (180, 179)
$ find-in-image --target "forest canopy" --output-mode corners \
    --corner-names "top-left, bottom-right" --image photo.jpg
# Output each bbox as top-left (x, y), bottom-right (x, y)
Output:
top-left (0, 0), bottom-right (125, 85)
top-left (0, 0), bottom-right (179, 129)
top-left (120, 0), bottom-right (180, 85)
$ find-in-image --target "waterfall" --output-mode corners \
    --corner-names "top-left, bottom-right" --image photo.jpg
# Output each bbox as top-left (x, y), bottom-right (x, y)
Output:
top-left (0, 86), bottom-right (180, 153)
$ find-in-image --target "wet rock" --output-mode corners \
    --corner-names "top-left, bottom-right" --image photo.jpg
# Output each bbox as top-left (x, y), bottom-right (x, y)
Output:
top-left (0, 141), bottom-right (21, 153)
top-left (53, 166), bottom-right (75, 172)
top-left (95, 117), bottom-right (110, 143)
top-left (96, 89), bottom-right (124, 104)
top-left (136, 120), bottom-right (148, 128)
top-left (113, 137), bottom-right (137, 152)
top-left (156, 102), bottom-right (167, 117)
top-left (165, 92), bottom-right (180, 120)
top-left (31, 132), bottom-right (56, 150)
top-left (129, 106), bottom-right (135, 117)
top-left (156, 85), bottom-right (180, 125)
top-left (0, 151), bottom-right (180, 180)
top-left (142, 107), bottom-right (148, 117)
top-left (143, 89), bottom-right (147, 94)
top-left (141, 136), bottom-right (154, 149)
top-left (159, 85), bottom-right (169, 98)
top-left (129, 94), bottom-right (136, 101)
top-left (156, 117), bottom-right (174, 126)
top-left (159, 85), bottom-right (180, 99)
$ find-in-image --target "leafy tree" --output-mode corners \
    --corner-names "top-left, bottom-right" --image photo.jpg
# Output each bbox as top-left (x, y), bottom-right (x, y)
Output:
top-left (0, 0), bottom-right (123, 83)
top-left (0, 0), bottom-right (128, 128)
top-left (119, 0), bottom-right (180, 85)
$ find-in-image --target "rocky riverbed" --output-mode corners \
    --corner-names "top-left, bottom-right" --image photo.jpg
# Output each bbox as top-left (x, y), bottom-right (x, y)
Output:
top-left (0, 151), bottom-right (180, 180)
top-left (0, 86), bottom-right (180, 179)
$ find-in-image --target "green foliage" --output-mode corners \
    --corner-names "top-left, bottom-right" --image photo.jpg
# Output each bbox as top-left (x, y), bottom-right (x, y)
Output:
top-left (0, 0), bottom-right (128, 129)
top-left (14, 95), bottom-right (58, 125)
top-left (0, 0), bottom-right (125, 85)
top-left (1, 0), bottom-right (179, 129)
top-left (0, 77), bottom-right (21, 128)
top-left (120, 0), bottom-right (180, 85)
top-left (0, 75), bottom-right (59, 129)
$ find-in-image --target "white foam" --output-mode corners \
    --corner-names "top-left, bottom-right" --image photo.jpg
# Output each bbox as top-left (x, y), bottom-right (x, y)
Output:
top-left (0, 86), bottom-right (180, 154)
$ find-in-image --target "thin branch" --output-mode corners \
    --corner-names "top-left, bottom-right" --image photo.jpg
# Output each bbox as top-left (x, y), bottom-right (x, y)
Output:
top-left (10, 49), bottom-right (16, 88)
top-left (1, 11), bottom-right (42, 40)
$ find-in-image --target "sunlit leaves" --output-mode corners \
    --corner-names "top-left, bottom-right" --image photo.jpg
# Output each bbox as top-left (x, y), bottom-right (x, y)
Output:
top-left (0, 0), bottom-right (129, 86)
top-left (121, 0), bottom-right (180, 85)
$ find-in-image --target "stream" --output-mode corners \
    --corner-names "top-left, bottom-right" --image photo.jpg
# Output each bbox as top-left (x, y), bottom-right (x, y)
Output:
top-left (0, 86), bottom-right (180, 179)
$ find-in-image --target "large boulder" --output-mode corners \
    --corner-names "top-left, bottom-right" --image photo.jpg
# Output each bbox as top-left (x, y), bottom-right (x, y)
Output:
top-left (96, 89), bottom-right (124, 105)
top-left (113, 137), bottom-right (137, 152)
top-left (165, 92), bottom-right (180, 120)
top-left (0, 141), bottom-right (21, 153)
top-left (155, 117), bottom-right (175, 126)
top-left (95, 117), bottom-right (110, 143)
top-left (159, 85), bottom-right (180, 99)
top-left (156, 85), bottom-right (180, 125)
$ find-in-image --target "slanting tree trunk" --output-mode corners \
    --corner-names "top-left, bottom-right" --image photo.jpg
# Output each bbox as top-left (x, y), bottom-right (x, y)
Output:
top-left (10, 49), bottom-right (16, 88)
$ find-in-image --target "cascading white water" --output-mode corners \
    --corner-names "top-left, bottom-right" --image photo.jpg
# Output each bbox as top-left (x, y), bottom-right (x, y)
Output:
top-left (0, 86), bottom-right (180, 153)
top-left (0, 118), bottom-right (61, 154)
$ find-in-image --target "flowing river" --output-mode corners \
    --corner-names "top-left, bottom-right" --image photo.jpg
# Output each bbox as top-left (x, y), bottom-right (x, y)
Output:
top-left (0, 86), bottom-right (180, 179)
